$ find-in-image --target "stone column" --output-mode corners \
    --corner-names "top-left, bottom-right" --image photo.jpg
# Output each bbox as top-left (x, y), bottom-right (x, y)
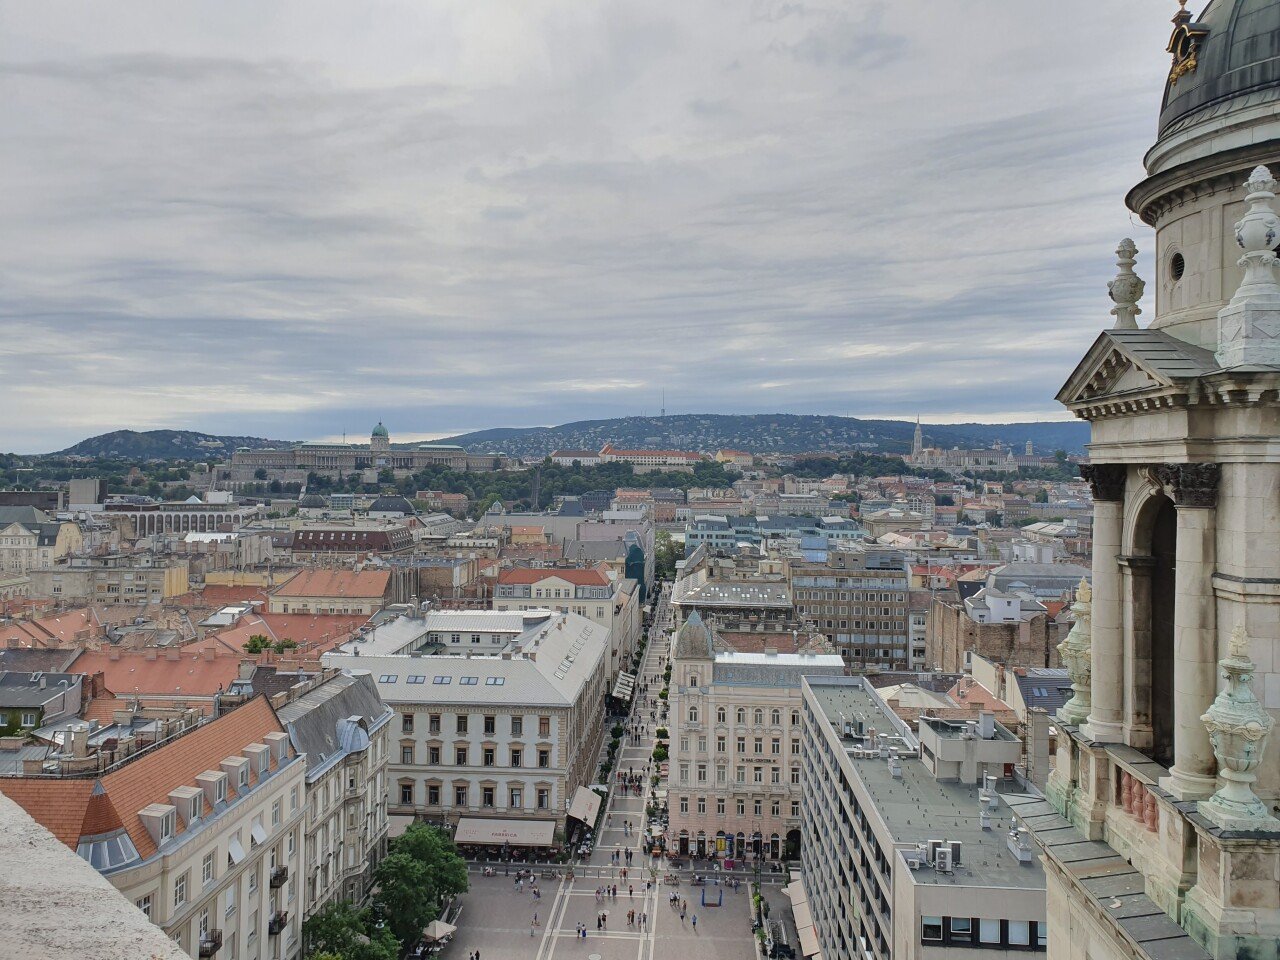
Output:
top-left (1157, 463), bottom-right (1220, 801)
top-left (1080, 464), bottom-right (1125, 743)
top-left (1117, 556), bottom-right (1155, 751)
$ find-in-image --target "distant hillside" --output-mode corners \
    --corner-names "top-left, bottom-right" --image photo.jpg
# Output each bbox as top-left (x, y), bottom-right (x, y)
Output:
top-left (54, 430), bottom-right (294, 460)
top-left (440, 414), bottom-right (1089, 458)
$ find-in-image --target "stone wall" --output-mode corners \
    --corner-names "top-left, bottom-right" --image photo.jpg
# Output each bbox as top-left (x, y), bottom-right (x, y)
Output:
top-left (925, 596), bottom-right (1062, 672)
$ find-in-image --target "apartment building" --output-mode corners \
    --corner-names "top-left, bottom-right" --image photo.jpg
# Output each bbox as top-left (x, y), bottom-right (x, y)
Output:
top-left (0, 510), bottom-right (83, 575)
top-left (269, 569), bottom-right (392, 615)
top-left (0, 696), bottom-right (307, 960)
top-left (492, 566), bottom-right (641, 677)
top-left (322, 611), bottom-right (610, 848)
top-left (29, 553), bottom-right (190, 604)
top-left (275, 671), bottom-right (392, 915)
top-left (799, 675), bottom-right (1046, 960)
top-left (667, 613), bottom-right (842, 861)
top-left (787, 545), bottom-right (910, 668)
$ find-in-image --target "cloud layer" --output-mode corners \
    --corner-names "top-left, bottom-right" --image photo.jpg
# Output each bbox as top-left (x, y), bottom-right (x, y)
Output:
top-left (0, 2), bottom-right (1173, 452)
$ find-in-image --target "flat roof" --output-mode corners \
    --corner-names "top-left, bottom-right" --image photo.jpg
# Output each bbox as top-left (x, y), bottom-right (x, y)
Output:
top-left (806, 676), bottom-right (1047, 890)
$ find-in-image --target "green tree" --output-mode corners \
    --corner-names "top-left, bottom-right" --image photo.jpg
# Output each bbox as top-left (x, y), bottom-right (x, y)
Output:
top-left (302, 901), bottom-right (397, 960)
top-left (254, 468), bottom-right (269, 480)
top-left (244, 634), bottom-right (271, 655)
top-left (654, 531), bottom-right (681, 581)
top-left (374, 824), bottom-right (469, 949)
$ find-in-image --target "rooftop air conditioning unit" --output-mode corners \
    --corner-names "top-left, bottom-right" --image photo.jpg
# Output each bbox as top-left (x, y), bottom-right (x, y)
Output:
top-left (934, 848), bottom-right (953, 874)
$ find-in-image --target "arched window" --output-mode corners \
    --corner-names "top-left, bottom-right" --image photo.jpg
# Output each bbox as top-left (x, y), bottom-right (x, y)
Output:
top-left (716, 707), bottom-right (726, 724)
top-left (736, 708), bottom-right (746, 724)
top-left (771, 709), bottom-right (781, 726)
top-left (688, 706), bottom-right (698, 723)
top-left (754, 709), bottom-right (763, 726)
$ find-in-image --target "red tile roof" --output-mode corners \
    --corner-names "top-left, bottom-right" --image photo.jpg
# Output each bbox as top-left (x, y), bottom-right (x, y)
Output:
top-left (0, 607), bottom-right (99, 648)
top-left (0, 697), bottom-right (288, 859)
top-left (205, 612), bottom-right (367, 655)
top-left (272, 569), bottom-right (390, 599)
top-left (496, 566), bottom-right (610, 587)
top-left (69, 648), bottom-right (243, 699)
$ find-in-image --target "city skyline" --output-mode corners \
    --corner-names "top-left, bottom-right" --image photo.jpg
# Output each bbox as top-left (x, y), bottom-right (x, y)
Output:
top-left (2, 3), bottom-right (1169, 451)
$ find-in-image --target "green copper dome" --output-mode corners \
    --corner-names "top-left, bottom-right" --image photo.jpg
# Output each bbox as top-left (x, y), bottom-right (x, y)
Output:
top-left (371, 422), bottom-right (389, 439)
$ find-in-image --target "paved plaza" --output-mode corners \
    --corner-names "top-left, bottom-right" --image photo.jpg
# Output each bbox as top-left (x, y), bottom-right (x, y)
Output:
top-left (441, 585), bottom-right (763, 959)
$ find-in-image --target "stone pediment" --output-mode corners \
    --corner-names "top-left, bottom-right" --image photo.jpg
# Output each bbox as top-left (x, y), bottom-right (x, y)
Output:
top-left (1057, 328), bottom-right (1220, 417)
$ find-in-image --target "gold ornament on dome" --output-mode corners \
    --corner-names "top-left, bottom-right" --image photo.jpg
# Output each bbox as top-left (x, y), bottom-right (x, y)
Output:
top-left (1166, 1), bottom-right (1207, 85)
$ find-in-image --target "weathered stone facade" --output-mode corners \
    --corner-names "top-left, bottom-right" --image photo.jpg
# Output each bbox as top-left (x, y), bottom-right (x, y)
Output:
top-left (925, 595), bottom-right (1062, 673)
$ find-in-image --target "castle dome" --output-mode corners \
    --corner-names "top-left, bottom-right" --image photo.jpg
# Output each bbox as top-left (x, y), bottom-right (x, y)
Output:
top-left (371, 422), bottom-right (389, 440)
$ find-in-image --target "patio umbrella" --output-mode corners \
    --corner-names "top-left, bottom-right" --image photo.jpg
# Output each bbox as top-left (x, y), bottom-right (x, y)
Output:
top-left (422, 920), bottom-right (457, 942)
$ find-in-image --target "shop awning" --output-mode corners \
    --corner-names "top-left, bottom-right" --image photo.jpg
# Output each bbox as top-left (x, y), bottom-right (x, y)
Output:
top-left (782, 881), bottom-right (807, 906)
top-left (454, 817), bottom-right (555, 847)
top-left (786, 876), bottom-right (821, 959)
top-left (567, 787), bottom-right (602, 824)
top-left (388, 814), bottom-right (416, 839)
top-left (798, 924), bottom-right (821, 959)
top-left (611, 671), bottom-right (636, 700)
top-left (792, 900), bottom-right (814, 932)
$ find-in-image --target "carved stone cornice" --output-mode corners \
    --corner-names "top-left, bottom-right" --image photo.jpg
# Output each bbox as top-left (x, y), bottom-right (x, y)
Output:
top-left (1079, 464), bottom-right (1126, 502)
top-left (1155, 462), bottom-right (1220, 508)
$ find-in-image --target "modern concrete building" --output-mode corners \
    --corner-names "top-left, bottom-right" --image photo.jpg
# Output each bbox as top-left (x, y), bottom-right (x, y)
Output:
top-left (667, 613), bottom-right (842, 861)
top-left (798, 674), bottom-right (1047, 960)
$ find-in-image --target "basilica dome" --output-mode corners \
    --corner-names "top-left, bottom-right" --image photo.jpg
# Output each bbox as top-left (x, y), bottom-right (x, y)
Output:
top-left (1159, 0), bottom-right (1280, 138)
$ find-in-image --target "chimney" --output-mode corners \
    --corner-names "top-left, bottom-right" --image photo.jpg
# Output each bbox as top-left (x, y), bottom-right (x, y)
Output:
top-left (202, 647), bottom-right (215, 662)
top-left (978, 711), bottom-right (995, 740)
top-left (145, 648), bottom-right (158, 661)
top-left (108, 647), bottom-right (121, 661)
top-left (69, 724), bottom-right (90, 759)
top-left (165, 648), bottom-right (180, 661)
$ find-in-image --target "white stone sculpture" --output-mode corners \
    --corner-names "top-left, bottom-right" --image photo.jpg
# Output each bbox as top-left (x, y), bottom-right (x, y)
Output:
top-left (1199, 625), bottom-right (1280, 831)
top-left (1216, 166), bottom-right (1280, 368)
top-left (1057, 579), bottom-right (1092, 726)
top-left (1107, 239), bottom-right (1144, 330)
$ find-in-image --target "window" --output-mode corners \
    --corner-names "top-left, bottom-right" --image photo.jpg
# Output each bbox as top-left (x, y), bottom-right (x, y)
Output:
top-left (736, 766), bottom-right (745, 783)
top-left (460, 676), bottom-right (478, 685)
top-left (401, 745), bottom-right (414, 764)
top-left (716, 707), bottom-right (726, 723)
top-left (771, 738), bottom-right (781, 755)
top-left (771, 800), bottom-right (779, 816)
top-left (1037, 923), bottom-right (1048, 947)
top-left (429, 714), bottom-right (441, 734)
top-left (433, 676), bottom-right (451, 685)
top-left (271, 799), bottom-right (281, 826)
top-left (538, 716), bottom-right (550, 737)
top-left (717, 798), bottom-right (725, 814)
top-left (687, 706), bottom-right (698, 723)
top-left (428, 746), bottom-right (441, 765)
top-left (485, 676), bottom-right (505, 685)
top-left (174, 872), bottom-right (189, 909)
top-left (771, 768), bottom-right (780, 784)
top-left (20, 712), bottom-right (36, 727)
top-left (979, 919), bottom-right (1002, 944)
top-left (1008, 921), bottom-right (1030, 946)
top-left (716, 736), bottom-right (726, 753)
top-left (427, 784), bottom-right (440, 806)
top-left (753, 766), bottom-right (763, 783)
top-left (736, 799), bottom-right (745, 816)
top-left (736, 708), bottom-right (745, 724)
top-left (753, 799), bottom-right (762, 816)
top-left (407, 675), bottom-right (426, 684)
top-left (696, 764), bottom-right (707, 783)
top-left (483, 748), bottom-right (495, 767)
top-left (203, 851), bottom-right (216, 886)
top-left (716, 766), bottom-right (725, 784)
top-left (922, 918), bottom-right (943, 942)
top-left (697, 797), bottom-right (706, 814)
top-left (538, 749), bottom-right (550, 768)
top-left (754, 709), bottom-right (763, 725)
top-left (754, 738), bottom-right (763, 754)
top-left (482, 786), bottom-right (495, 807)
top-left (791, 766), bottom-right (800, 785)
top-left (456, 715), bottom-right (468, 733)
top-left (537, 788), bottom-right (549, 810)
top-left (791, 800), bottom-right (799, 817)
top-left (679, 796), bottom-right (689, 814)
top-left (136, 895), bottom-right (152, 920)
top-left (791, 738), bottom-right (799, 754)
top-left (483, 715), bottom-right (495, 735)
top-left (737, 737), bottom-right (746, 754)
top-left (771, 709), bottom-right (781, 726)
top-left (400, 783), bottom-right (414, 804)
top-left (949, 918), bottom-right (972, 942)
top-left (509, 787), bottom-right (522, 808)
top-left (680, 737), bottom-right (689, 753)
top-left (455, 747), bottom-right (468, 765)
top-left (511, 716), bottom-right (523, 736)
top-left (402, 713), bottom-right (414, 733)
top-left (455, 785), bottom-right (468, 806)
top-left (510, 748), bottom-right (522, 767)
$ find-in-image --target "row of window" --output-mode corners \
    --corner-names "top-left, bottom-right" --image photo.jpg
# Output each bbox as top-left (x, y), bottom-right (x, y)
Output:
top-left (399, 744), bottom-right (552, 768)
top-left (401, 713), bottom-right (551, 736)
top-left (685, 707), bottom-right (800, 726)
top-left (677, 795), bottom-right (799, 818)
top-left (680, 731), bottom-right (800, 755)
top-left (677, 763), bottom-right (799, 785)
top-left (921, 916), bottom-right (1047, 950)
top-left (398, 782), bottom-right (552, 809)
top-left (794, 590), bottom-right (906, 602)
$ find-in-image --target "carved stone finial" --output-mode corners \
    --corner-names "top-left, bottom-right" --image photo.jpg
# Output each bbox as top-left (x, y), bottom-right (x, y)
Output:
top-left (1200, 625), bottom-right (1280, 831)
top-left (1057, 580), bottom-right (1092, 726)
top-left (1107, 239), bottom-right (1145, 330)
top-left (1216, 166), bottom-right (1280, 368)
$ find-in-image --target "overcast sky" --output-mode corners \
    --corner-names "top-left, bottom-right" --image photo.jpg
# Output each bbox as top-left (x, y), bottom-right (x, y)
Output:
top-left (0, 2), bottom-right (1176, 453)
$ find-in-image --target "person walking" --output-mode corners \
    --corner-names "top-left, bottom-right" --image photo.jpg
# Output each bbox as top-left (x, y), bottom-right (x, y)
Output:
top-left (692, 914), bottom-right (698, 933)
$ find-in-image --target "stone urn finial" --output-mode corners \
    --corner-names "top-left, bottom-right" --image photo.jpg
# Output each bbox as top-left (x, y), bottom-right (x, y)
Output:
top-left (1199, 625), bottom-right (1280, 831)
top-left (1216, 166), bottom-right (1280, 368)
top-left (1057, 579), bottom-right (1092, 726)
top-left (1108, 238), bottom-right (1145, 330)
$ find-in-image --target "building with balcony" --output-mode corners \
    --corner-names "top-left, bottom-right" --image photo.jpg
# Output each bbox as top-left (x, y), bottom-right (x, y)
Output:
top-left (1012, 7), bottom-right (1280, 960)
top-left (275, 670), bottom-right (392, 916)
top-left (667, 613), bottom-right (842, 861)
top-left (0, 696), bottom-right (307, 959)
top-left (798, 674), bottom-right (1047, 960)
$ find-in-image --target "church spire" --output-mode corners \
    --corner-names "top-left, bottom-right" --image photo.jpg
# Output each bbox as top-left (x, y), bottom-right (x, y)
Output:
top-left (912, 416), bottom-right (923, 457)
